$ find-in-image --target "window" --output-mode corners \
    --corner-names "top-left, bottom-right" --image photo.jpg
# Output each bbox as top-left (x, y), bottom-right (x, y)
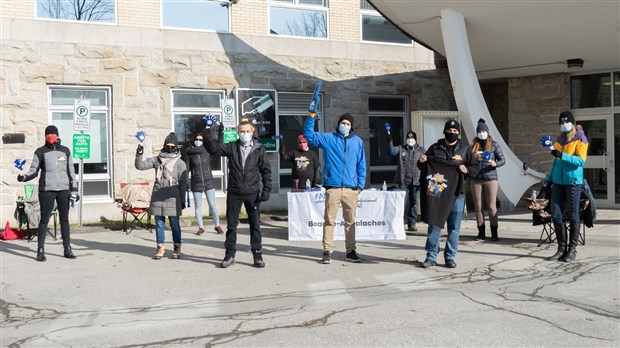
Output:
top-left (36, 0), bottom-right (116, 23)
top-left (269, 0), bottom-right (328, 39)
top-left (360, 0), bottom-right (411, 45)
top-left (368, 96), bottom-right (408, 187)
top-left (277, 93), bottom-right (322, 191)
top-left (162, 0), bottom-right (230, 32)
top-left (571, 73), bottom-right (612, 109)
top-left (48, 86), bottom-right (112, 199)
top-left (171, 89), bottom-right (226, 191)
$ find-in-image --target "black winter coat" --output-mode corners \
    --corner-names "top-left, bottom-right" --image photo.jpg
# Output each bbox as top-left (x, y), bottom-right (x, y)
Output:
top-left (184, 145), bottom-right (218, 192)
top-left (203, 128), bottom-right (272, 195)
top-left (472, 140), bottom-right (505, 181)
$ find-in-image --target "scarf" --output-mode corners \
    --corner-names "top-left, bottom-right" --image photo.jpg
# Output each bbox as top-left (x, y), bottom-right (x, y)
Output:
top-left (156, 152), bottom-right (181, 186)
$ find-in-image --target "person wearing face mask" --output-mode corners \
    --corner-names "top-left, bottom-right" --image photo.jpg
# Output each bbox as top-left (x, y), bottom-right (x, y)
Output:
top-left (388, 131), bottom-right (426, 232)
top-left (135, 132), bottom-right (188, 260)
top-left (418, 120), bottom-right (480, 269)
top-left (470, 118), bottom-right (505, 241)
top-left (203, 121), bottom-right (272, 269)
top-left (184, 130), bottom-right (223, 236)
top-left (280, 134), bottom-right (321, 190)
top-left (546, 110), bottom-right (588, 263)
top-left (17, 125), bottom-right (79, 262)
top-left (304, 112), bottom-right (367, 264)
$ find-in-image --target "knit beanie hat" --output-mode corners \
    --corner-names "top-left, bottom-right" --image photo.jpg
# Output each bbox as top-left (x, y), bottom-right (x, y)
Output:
top-left (476, 118), bottom-right (490, 133)
top-left (559, 110), bottom-right (575, 124)
top-left (406, 131), bottom-right (417, 141)
top-left (337, 113), bottom-right (355, 131)
top-left (163, 132), bottom-right (178, 147)
top-left (444, 119), bottom-right (460, 132)
top-left (45, 125), bottom-right (59, 135)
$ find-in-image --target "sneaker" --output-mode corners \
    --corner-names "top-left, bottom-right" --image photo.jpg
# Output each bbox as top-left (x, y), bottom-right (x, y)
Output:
top-left (421, 259), bottom-right (437, 268)
top-left (214, 226), bottom-right (224, 234)
top-left (407, 224), bottom-right (417, 232)
top-left (321, 251), bottom-right (331, 264)
top-left (220, 256), bottom-right (235, 268)
top-left (345, 250), bottom-right (362, 263)
top-left (195, 228), bottom-right (205, 236)
top-left (252, 250), bottom-right (265, 268)
top-left (445, 259), bottom-right (457, 268)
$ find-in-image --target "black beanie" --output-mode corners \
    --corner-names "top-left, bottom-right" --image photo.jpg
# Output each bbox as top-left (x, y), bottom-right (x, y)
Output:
top-left (337, 113), bottom-right (354, 131)
top-left (163, 132), bottom-right (178, 147)
top-left (45, 125), bottom-right (59, 135)
top-left (559, 110), bottom-right (575, 124)
top-left (444, 119), bottom-right (460, 132)
top-left (406, 131), bottom-right (417, 141)
top-left (476, 118), bottom-right (490, 133)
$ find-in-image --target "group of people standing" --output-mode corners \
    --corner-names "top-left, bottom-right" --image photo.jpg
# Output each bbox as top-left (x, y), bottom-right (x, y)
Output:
top-left (19, 109), bottom-right (586, 268)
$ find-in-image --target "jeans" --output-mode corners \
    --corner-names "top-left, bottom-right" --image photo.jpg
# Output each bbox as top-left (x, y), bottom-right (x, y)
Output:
top-left (400, 183), bottom-right (419, 226)
top-left (193, 189), bottom-right (220, 228)
top-left (154, 216), bottom-right (181, 244)
top-left (551, 183), bottom-right (582, 225)
top-left (37, 190), bottom-right (71, 249)
top-left (424, 195), bottom-right (465, 262)
top-left (224, 192), bottom-right (262, 258)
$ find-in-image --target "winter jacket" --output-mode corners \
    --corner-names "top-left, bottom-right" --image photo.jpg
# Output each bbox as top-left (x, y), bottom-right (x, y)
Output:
top-left (304, 116), bottom-right (366, 190)
top-left (547, 129), bottom-right (588, 185)
top-left (184, 144), bottom-right (218, 192)
top-left (22, 141), bottom-right (78, 192)
top-left (388, 141), bottom-right (425, 186)
top-left (472, 140), bottom-right (505, 181)
top-left (280, 148), bottom-right (321, 189)
top-left (135, 151), bottom-right (188, 216)
top-left (203, 128), bottom-right (272, 195)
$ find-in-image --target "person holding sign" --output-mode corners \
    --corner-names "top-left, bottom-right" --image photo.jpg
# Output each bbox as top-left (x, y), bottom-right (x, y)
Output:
top-left (203, 117), bottom-right (272, 269)
top-left (304, 81), bottom-right (367, 264)
top-left (17, 125), bottom-right (79, 262)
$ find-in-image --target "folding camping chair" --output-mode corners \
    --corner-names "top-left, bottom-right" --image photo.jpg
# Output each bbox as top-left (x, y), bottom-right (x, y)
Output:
top-left (115, 182), bottom-right (152, 234)
top-left (15, 184), bottom-right (58, 242)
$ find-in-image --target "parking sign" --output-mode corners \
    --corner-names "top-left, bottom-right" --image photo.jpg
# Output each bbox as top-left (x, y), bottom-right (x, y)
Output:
top-left (73, 99), bottom-right (91, 132)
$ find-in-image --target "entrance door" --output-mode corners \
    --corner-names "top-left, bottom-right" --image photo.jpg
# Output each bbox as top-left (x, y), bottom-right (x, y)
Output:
top-left (577, 112), bottom-right (618, 208)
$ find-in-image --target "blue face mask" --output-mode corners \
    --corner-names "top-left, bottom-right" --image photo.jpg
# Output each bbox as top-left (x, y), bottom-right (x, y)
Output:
top-left (477, 132), bottom-right (488, 140)
top-left (338, 124), bottom-right (351, 136)
top-left (560, 123), bottom-right (573, 132)
top-left (239, 132), bottom-right (252, 144)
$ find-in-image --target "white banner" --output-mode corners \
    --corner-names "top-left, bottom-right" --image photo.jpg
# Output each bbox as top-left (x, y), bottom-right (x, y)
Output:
top-left (287, 190), bottom-right (406, 241)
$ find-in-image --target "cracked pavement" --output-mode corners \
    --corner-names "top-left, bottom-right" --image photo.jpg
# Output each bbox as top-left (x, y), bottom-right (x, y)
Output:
top-left (1, 209), bottom-right (619, 347)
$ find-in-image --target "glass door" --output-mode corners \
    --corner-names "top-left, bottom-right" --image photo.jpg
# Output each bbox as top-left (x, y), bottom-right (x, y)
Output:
top-left (578, 113), bottom-right (617, 208)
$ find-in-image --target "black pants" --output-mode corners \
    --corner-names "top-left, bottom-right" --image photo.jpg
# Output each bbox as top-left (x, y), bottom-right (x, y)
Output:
top-left (225, 192), bottom-right (261, 258)
top-left (38, 190), bottom-right (71, 249)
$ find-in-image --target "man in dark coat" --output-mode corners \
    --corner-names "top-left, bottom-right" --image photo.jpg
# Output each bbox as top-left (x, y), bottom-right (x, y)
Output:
top-left (280, 134), bottom-right (321, 190)
top-left (203, 121), bottom-right (272, 269)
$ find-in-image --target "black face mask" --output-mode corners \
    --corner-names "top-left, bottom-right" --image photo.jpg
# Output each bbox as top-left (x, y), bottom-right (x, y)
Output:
top-left (163, 145), bottom-right (177, 153)
top-left (444, 131), bottom-right (459, 143)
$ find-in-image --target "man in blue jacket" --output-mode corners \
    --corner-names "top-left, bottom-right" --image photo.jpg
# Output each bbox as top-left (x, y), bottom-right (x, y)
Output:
top-left (304, 112), bottom-right (366, 264)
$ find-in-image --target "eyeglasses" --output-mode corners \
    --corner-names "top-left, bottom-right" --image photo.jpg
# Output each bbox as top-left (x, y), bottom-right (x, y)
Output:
top-left (195, 138), bottom-right (203, 141)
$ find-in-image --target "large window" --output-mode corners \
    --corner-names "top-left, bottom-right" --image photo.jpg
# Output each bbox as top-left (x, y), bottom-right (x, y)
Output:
top-left (269, 0), bottom-right (328, 39)
top-left (36, 0), bottom-right (116, 23)
top-left (571, 73), bottom-right (613, 109)
top-left (49, 86), bottom-right (112, 199)
top-left (277, 93), bottom-right (322, 191)
top-left (171, 89), bottom-right (226, 191)
top-left (368, 96), bottom-right (408, 187)
top-left (360, 0), bottom-right (411, 45)
top-left (162, 0), bottom-right (230, 32)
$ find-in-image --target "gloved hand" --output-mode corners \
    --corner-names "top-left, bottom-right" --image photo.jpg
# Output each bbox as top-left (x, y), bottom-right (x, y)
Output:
top-left (136, 144), bottom-right (144, 155)
top-left (17, 174), bottom-right (26, 182)
top-left (259, 191), bottom-right (270, 202)
top-left (181, 201), bottom-right (186, 210)
top-left (70, 191), bottom-right (80, 203)
top-left (386, 133), bottom-right (392, 143)
top-left (308, 94), bottom-right (320, 113)
top-left (551, 149), bottom-right (562, 158)
top-left (203, 114), bottom-right (218, 129)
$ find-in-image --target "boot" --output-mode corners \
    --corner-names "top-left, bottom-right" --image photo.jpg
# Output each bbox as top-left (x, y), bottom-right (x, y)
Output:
top-left (64, 245), bottom-right (77, 259)
top-left (560, 223), bottom-right (580, 262)
top-left (252, 250), bottom-right (265, 268)
top-left (171, 243), bottom-right (181, 259)
top-left (475, 224), bottom-right (486, 241)
top-left (547, 223), bottom-right (566, 261)
top-left (490, 225), bottom-right (499, 241)
top-left (36, 248), bottom-right (46, 262)
top-left (153, 243), bottom-right (165, 260)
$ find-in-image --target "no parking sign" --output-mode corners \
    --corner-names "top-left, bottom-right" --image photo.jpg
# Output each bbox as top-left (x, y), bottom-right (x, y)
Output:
top-left (73, 99), bottom-right (91, 132)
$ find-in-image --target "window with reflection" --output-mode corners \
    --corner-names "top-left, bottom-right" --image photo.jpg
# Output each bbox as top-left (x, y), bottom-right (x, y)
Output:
top-left (360, 0), bottom-right (411, 45)
top-left (571, 73), bottom-right (612, 109)
top-left (36, 0), bottom-right (116, 23)
top-left (269, 0), bottom-right (328, 38)
top-left (162, 0), bottom-right (230, 32)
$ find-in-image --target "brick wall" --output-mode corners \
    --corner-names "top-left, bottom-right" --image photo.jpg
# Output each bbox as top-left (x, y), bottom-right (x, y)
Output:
top-left (1, 0), bottom-right (33, 19)
top-left (117, 0), bottom-right (160, 28)
top-left (232, 0), bottom-right (268, 36)
top-left (329, 0), bottom-right (360, 42)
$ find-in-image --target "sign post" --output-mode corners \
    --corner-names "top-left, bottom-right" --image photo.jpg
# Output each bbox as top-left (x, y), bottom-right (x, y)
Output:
top-left (73, 98), bottom-right (91, 226)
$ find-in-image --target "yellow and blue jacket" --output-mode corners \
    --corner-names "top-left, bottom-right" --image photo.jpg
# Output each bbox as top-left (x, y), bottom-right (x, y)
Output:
top-left (547, 129), bottom-right (588, 185)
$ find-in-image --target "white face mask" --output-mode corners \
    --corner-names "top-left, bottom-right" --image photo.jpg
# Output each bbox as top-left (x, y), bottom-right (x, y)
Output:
top-left (560, 123), bottom-right (573, 132)
top-left (406, 139), bottom-right (415, 147)
top-left (239, 132), bottom-right (252, 144)
top-left (194, 140), bottom-right (203, 147)
top-left (477, 132), bottom-right (488, 140)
